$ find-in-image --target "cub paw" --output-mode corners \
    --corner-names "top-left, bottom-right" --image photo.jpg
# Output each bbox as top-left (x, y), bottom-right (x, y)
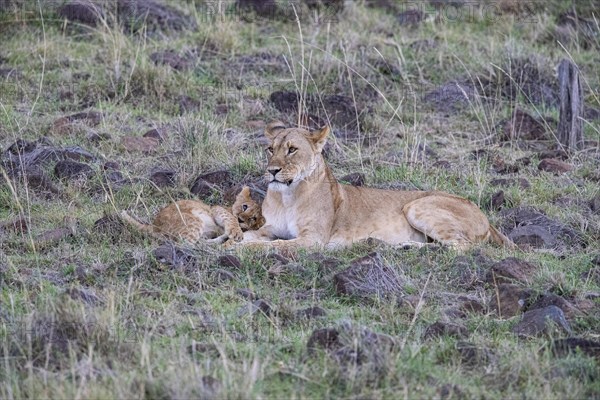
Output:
top-left (230, 227), bottom-right (244, 242)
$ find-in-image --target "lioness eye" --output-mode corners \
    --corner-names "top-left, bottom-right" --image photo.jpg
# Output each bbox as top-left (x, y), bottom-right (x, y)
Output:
top-left (266, 147), bottom-right (273, 154)
top-left (242, 204), bottom-right (248, 211)
top-left (288, 147), bottom-right (297, 154)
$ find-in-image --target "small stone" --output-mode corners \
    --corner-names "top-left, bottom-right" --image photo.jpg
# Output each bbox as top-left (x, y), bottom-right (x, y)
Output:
top-left (143, 128), bottom-right (166, 143)
top-left (538, 158), bottom-right (573, 174)
top-left (57, 1), bottom-right (104, 26)
top-left (189, 179), bottom-right (212, 197)
top-left (66, 287), bottom-right (103, 306)
top-left (486, 257), bottom-right (538, 285)
top-left (491, 190), bottom-right (505, 210)
top-left (237, 299), bottom-right (273, 317)
top-left (149, 169), bottom-right (176, 188)
top-left (339, 172), bottom-right (365, 186)
top-left (54, 160), bottom-right (94, 180)
top-left (236, 288), bottom-right (256, 300)
top-left (512, 305), bottom-right (572, 338)
top-left (456, 341), bottom-right (496, 368)
top-left (528, 293), bottom-right (582, 320)
top-left (295, 306), bottom-right (327, 320)
top-left (396, 9), bottom-right (425, 26)
top-left (306, 328), bottom-right (341, 352)
top-left (216, 255), bottom-right (242, 270)
top-left (539, 149), bottom-right (568, 160)
top-left (212, 268), bottom-right (236, 283)
top-left (423, 321), bottom-right (468, 340)
top-left (492, 284), bottom-right (533, 318)
top-left (498, 108), bottom-right (546, 141)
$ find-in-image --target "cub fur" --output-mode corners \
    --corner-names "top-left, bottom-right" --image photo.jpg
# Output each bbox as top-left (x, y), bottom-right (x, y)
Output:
top-left (241, 122), bottom-right (515, 251)
top-left (121, 186), bottom-right (264, 244)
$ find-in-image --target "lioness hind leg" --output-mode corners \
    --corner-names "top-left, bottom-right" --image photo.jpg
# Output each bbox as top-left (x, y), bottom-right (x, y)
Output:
top-left (403, 194), bottom-right (490, 250)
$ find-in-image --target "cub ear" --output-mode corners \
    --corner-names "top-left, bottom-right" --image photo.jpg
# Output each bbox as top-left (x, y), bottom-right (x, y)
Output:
top-left (265, 121), bottom-right (286, 140)
top-left (240, 186), bottom-right (251, 198)
top-left (308, 125), bottom-right (330, 153)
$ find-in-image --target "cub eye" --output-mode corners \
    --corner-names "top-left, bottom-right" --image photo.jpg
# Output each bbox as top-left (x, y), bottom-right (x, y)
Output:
top-left (266, 146), bottom-right (273, 154)
top-left (242, 204), bottom-right (248, 211)
top-left (288, 147), bottom-right (297, 155)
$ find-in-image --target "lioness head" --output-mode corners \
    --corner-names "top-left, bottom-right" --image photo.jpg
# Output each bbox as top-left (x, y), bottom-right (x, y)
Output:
top-left (231, 186), bottom-right (265, 231)
top-left (263, 121), bottom-right (330, 191)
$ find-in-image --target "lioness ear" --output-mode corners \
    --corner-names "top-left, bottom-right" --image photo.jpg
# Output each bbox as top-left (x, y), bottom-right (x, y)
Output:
top-left (309, 125), bottom-right (330, 153)
top-left (265, 121), bottom-right (286, 140)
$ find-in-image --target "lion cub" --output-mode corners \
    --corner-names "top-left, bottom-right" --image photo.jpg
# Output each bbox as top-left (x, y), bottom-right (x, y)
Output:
top-left (120, 186), bottom-right (264, 244)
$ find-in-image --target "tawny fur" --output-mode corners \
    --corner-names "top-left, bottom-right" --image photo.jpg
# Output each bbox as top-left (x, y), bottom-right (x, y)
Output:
top-left (121, 186), bottom-right (264, 244)
top-left (240, 122), bottom-right (515, 251)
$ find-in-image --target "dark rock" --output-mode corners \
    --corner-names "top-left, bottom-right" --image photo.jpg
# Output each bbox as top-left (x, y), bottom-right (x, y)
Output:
top-left (334, 252), bottom-right (405, 301)
top-left (236, 288), bottom-right (256, 300)
top-left (216, 254), bottom-right (242, 270)
top-left (432, 160), bottom-right (451, 169)
top-left (54, 160), bottom-right (94, 180)
top-left (396, 9), bottom-right (425, 26)
top-left (143, 128), bottom-right (166, 142)
top-left (189, 179), bottom-right (212, 197)
top-left (63, 146), bottom-right (95, 162)
top-left (149, 169), bottom-right (176, 188)
top-left (438, 384), bottom-right (465, 400)
top-left (423, 81), bottom-right (477, 114)
top-left (57, 1), bottom-right (104, 26)
top-left (117, 0), bottom-right (196, 32)
top-left (295, 306), bottom-right (327, 320)
top-left (120, 136), bottom-right (160, 153)
top-left (237, 299), bottom-right (273, 317)
top-left (498, 108), bottom-right (546, 141)
top-left (490, 190), bottom-right (505, 210)
top-left (528, 293), bottom-right (581, 320)
top-left (456, 341), bottom-right (496, 368)
top-left (307, 328), bottom-right (341, 352)
top-left (212, 269), bottom-right (236, 283)
top-left (589, 195), bottom-right (600, 214)
top-left (267, 262), bottom-right (307, 278)
top-left (500, 207), bottom-right (583, 250)
top-left (490, 177), bottom-right (531, 189)
top-left (66, 287), bottom-right (103, 306)
top-left (492, 284), bottom-right (533, 318)
top-left (195, 170), bottom-right (231, 186)
top-left (339, 172), bottom-right (365, 186)
top-left (152, 243), bottom-right (197, 270)
top-left (66, 110), bottom-right (103, 125)
top-left (539, 149), bottom-right (569, 160)
top-left (149, 50), bottom-right (192, 71)
top-left (486, 257), bottom-right (538, 285)
top-left (512, 305), bottom-right (572, 338)
top-left (551, 338), bottom-right (600, 360)
top-left (6, 139), bottom-right (35, 155)
top-left (538, 158), bottom-right (573, 174)
top-left (237, 0), bottom-right (281, 18)
top-left (0, 217), bottom-right (28, 234)
top-left (21, 168), bottom-right (63, 196)
top-left (87, 131), bottom-right (111, 143)
top-left (423, 321), bottom-right (468, 340)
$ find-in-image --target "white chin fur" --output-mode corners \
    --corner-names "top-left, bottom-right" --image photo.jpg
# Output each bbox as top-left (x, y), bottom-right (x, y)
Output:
top-left (269, 181), bottom-right (293, 192)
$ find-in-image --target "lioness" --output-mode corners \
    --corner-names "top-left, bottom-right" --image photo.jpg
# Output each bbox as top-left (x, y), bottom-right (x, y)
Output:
top-left (240, 122), bottom-right (514, 251)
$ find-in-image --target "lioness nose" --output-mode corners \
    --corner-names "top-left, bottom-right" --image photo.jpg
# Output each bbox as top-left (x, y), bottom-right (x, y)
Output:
top-left (268, 167), bottom-right (281, 177)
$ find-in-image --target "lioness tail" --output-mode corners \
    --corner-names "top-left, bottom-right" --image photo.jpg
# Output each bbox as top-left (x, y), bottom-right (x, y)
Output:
top-left (489, 225), bottom-right (517, 249)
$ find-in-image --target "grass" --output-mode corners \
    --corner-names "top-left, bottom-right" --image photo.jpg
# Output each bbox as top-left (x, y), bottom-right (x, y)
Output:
top-left (1, 0), bottom-right (599, 398)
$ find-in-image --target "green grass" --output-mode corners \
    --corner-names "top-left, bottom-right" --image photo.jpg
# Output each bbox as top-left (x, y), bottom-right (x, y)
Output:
top-left (0, 0), bottom-right (599, 398)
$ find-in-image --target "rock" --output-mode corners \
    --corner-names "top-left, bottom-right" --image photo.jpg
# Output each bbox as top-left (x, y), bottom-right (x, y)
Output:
top-left (93, 214), bottom-right (125, 236)
top-left (57, 1), bottom-right (104, 26)
top-left (492, 284), bottom-right (533, 318)
top-left (117, 0), bottom-right (196, 32)
top-left (267, 262), bottom-right (307, 278)
top-left (6, 139), bottom-right (35, 155)
top-left (423, 321), bottom-right (468, 340)
top-left (490, 177), bottom-right (531, 189)
top-left (177, 95), bottom-right (201, 114)
top-left (423, 81), bottom-right (477, 114)
top-left (21, 168), bottom-right (63, 196)
top-left (35, 227), bottom-right (73, 246)
top-left (490, 190), bottom-right (505, 210)
top-left (339, 172), bottom-right (365, 186)
top-left (0, 217), bottom-right (28, 234)
top-left (66, 287), bottom-right (103, 306)
top-left (500, 207), bottom-right (583, 250)
top-left (149, 50), bottom-right (192, 71)
top-left (237, 0), bottom-right (280, 18)
top-left (63, 146), bottom-right (95, 162)
top-left (149, 169), bottom-right (176, 188)
top-left (512, 305), bottom-right (572, 338)
top-left (551, 338), bottom-right (600, 360)
top-left (307, 328), bottom-right (341, 352)
top-left (438, 384), bottom-right (465, 400)
top-left (236, 288), bottom-right (256, 300)
top-left (152, 243), bottom-right (197, 270)
top-left (143, 128), bottom-right (166, 142)
top-left (190, 170), bottom-right (232, 197)
top-left (237, 299), bottom-right (273, 317)
top-left (120, 136), bottom-right (159, 153)
top-left (87, 131), bottom-right (111, 143)
top-left (54, 160), bottom-right (94, 180)
top-left (333, 252), bottom-right (405, 301)
top-left (216, 255), bottom-right (242, 270)
top-left (189, 178), bottom-right (212, 197)
top-left (528, 293), bottom-right (582, 320)
top-left (539, 149), bottom-right (568, 160)
top-left (498, 108), bottom-right (546, 141)
top-left (486, 257), bottom-right (538, 285)
top-left (212, 269), bottom-right (236, 283)
top-left (589, 195), bottom-right (600, 214)
top-left (294, 306), bottom-right (327, 320)
top-left (396, 9), bottom-right (425, 26)
top-left (432, 160), bottom-right (451, 169)
top-left (538, 158), bottom-right (573, 174)
top-left (194, 170), bottom-right (231, 186)
top-left (455, 341), bottom-right (496, 368)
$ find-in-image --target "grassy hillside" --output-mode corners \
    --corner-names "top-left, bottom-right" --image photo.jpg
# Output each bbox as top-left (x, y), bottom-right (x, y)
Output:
top-left (1, 1), bottom-right (599, 398)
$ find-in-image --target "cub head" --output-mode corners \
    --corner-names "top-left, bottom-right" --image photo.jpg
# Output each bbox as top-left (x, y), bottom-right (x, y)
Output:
top-left (231, 186), bottom-right (265, 231)
top-left (263, 121), bottom-right (330, 191)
